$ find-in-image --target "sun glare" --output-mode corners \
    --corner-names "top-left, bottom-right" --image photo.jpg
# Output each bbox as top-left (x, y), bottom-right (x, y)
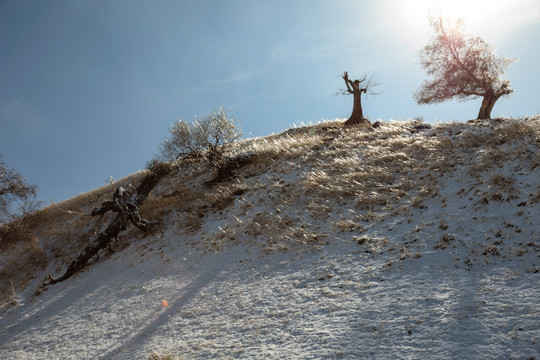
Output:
top-left (400, 0), bottom-right (504, 27)
top-left (397, 0), bottom-right (540, 39)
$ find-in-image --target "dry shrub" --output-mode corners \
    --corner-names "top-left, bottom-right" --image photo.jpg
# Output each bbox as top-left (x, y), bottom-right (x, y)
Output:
top-left (333, 218), bottom-right (365, 233)
top-left (159, 106), bottom-right (241, 169)
top-left (175, 210), bottom-right (203, 232)
top-left (0, 217), bottom-right (48, 302)
top-left (486, 174), bottom-right (519, 201)
top-left (491, 118), bottom-right (540, 144)
top-left (140, 195), bottom-right (182, 223)
top-left (204, 185), bottom-right (237, 211)
top-left (411, 196), bottom-right (428, 209)
top-left (307, 201), bottom-right (333, 220)
top-left (244, 211), bottom-right (273, 237)
top-left (0, 217), bottom-right (34, 249)
top-left (371, 152), bottom-right (410, 167)
top-left (433, 233), bottom-right (456, 250)
top-left (458, 129), bottom-right (491, 149)
top-left (354, 235), bottom-right (388, 253)
top-left (0, 241), bottom-right (47, 300)
top-left (490, 174), bottom-right (515, 187)
top-left (0, 156), bottom-right (39, 224)
top-left (139, 181), bottom-right (206, 234)
top-left (146, 158), bottom-right (174, 177)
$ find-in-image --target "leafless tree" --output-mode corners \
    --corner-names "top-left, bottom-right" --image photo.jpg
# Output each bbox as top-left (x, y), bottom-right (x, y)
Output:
top-left (415, 16), bottom-right (516, 120)
top-left (0, 156), bottom-right (39, 224)
top-left (340, 72), bottom-right (378, 126)
top-left (160, 106), bottom-right (241, 168)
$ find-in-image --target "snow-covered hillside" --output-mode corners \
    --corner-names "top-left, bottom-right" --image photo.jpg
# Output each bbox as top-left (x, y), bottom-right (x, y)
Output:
top-left (1, 117), bottom-right (539, 359)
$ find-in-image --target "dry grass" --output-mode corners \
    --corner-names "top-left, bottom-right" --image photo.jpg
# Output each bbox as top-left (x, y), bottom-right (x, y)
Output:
top-left (1, 116), bottom-right (539, 301)
top-left (0, 216), bottom-right (36, 250)
top-left (148, 353), bottom-right (178, 360)
top-left (0, 171), bottom-right (150, 302)
top-left (301, 120), bottom-right (448, 209)
top-left (189, 117), bottom-right (540, 253)
top-left (0, 216), bottom-right (48, 302)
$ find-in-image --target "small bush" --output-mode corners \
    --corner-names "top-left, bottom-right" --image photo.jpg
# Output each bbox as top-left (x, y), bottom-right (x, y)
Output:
top-left (0, 156), bottom-right (41, 225)
top-left (145, 158), bottom-right (173, 177)
top-left (0, 217), bottom-right (34, 248)
top-left (0, 217), bottom-right (48, 302)
top-left (159, 106), bottom-right (242, 169)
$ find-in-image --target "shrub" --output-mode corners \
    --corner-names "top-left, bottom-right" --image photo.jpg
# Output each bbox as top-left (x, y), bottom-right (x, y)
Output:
top-left (0, 155), bottom-right (41, 225)
top-left (0, 217), bottom-right (33, 248)
top-left (159, 106), bottom-right (242, 169)
top-left (145, 158), bottom-right (173, 177)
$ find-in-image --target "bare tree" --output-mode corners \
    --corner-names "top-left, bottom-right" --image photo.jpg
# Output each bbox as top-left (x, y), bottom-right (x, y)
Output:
top-left (0, 156), bottom-right (39, 224)
top-left (415, 16), bottom-right (516, 120)
top-left (340, 72), bottom-right (377, 126)
top-left (160, 106), bottom-right (241, 168)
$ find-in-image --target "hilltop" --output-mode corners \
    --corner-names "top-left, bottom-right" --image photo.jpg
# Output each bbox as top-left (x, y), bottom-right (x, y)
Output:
top-left (0, 117), bottom-right (539, 359)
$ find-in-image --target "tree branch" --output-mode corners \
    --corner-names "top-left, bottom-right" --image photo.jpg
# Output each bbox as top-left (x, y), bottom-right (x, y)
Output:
top-left (342, 72), bottom-right (354, 93)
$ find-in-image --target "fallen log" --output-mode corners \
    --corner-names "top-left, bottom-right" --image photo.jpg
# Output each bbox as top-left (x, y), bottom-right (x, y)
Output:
top-left (43, 170), bottom-right (168, 286)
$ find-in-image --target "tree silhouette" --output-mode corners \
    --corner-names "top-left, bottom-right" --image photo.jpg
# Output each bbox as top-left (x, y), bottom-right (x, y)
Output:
top-left (340, 72), bottom-right (377, 126)
top-left (415, 16), bottom-right (516, 120)
top-left (0, 156), bottom-right (39, 224)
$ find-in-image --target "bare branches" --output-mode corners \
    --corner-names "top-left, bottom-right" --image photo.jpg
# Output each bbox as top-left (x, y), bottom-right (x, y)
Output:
top-left (342, 71), bottom-right (354, 93)
top-left (44, 169), bottom-right (169, 286)
top-left (339, 72), bottom-right (379, 97)
top-left (159, 106), bottom-right (241, 168)
top-left (339, 71), bottom-right (379, 126)
top-left (0, 156), bottom-right (40, 225)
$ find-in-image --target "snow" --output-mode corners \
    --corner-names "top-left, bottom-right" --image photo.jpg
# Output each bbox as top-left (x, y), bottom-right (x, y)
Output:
top-left (1, 118), bottom-right (539, 359)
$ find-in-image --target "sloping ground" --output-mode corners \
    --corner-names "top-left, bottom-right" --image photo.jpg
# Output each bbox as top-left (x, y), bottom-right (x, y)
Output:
top-left (0, 170), bottom-right (147, 300)
top-left (0, 117), bottom-right (539, 359)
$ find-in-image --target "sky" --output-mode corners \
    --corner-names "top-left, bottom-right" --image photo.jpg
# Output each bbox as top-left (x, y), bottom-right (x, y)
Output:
top-left (1, 0), bottom-right (540, 204)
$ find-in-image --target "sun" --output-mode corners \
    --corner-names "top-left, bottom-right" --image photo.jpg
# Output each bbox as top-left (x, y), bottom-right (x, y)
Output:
top-left (381, 0), bottom-right (540, 48)
top-left (397, 0), bottom-right (520, 37)
top-left (400, 0), bottom-right (502, 26)
top-left (380, 0), bottom-right (539, 52)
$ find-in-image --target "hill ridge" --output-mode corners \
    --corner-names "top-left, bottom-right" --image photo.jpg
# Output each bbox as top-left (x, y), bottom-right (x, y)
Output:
top-left (1, 117), bottom-right (539, 359)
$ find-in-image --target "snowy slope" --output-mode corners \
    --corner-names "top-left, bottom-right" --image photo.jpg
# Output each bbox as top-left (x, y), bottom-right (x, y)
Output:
top-left (0, 117), bottom-right (539, 359)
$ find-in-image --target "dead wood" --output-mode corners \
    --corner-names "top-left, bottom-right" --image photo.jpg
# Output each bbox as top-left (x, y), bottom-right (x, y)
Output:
top-left (43, 170), bottom-right (169, 286)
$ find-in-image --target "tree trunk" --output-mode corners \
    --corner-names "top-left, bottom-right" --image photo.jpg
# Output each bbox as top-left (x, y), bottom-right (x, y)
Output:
top-left (43, 170), bottom-right (169, 286)
top-left (44, 214), bottom-right (127, 285)
top-left (344, 90), bottom-right (369, 126)
top-left (477, 93), bottom-right (499, 120)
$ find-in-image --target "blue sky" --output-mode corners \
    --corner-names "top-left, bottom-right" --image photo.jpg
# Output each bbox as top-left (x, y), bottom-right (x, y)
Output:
top-left (1, 0), bottom-right (539, 204)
